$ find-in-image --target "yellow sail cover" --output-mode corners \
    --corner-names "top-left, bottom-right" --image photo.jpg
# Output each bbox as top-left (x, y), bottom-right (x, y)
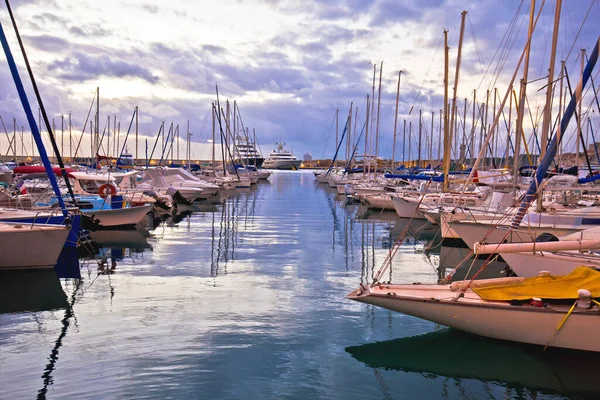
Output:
top-left (473, 267), bottom-right (600, 301)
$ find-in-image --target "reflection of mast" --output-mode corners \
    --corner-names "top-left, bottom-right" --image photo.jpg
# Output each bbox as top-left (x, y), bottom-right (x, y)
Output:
top-left (38, 279), bottom-right (82, 398)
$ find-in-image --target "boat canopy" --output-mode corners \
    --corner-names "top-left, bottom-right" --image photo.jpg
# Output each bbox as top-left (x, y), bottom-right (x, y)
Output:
top-left (472, 267), bottom-right (600, 301)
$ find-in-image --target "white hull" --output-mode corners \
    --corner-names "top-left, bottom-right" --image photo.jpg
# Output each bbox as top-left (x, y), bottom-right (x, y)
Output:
top-left (263, 159), bottom-right (302, 170)
top-left (391, 195), bottom-right (426, 219)
top-left (84, 205), bottom-right (152, 228)
top-left (362, 194), bottom-right (395, 210)
top-left (349, 284), bottom-right (600, 352)
top-left (501, 251), bottom-right (600, 277)
top-left (450, 221), bottom-right (579, 249)
top-left (0, 222), bottom-right (69, 270)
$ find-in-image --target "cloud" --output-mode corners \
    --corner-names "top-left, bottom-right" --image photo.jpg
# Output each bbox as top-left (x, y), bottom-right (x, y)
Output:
top-left (48, 51), bottom-right (159, 83)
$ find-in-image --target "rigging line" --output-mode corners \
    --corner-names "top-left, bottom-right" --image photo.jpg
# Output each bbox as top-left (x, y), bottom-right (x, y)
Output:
top-left (564, 0), bottom-right (595, 62)
top-left (73, 88), bottom-right (97, 159)
top-left (489, 12), bottom-right (526, 94)
top-left (473, 0), bottom-right (525, 94)
top-left (407, 33), bottom-right (442, 116)
top-left (0, 113), bottom-right (13, 156)
top-left (467, 14), bottom-right (486, 67)
top-left (190, 106), bottom-right (210, 159)
top-left (319, 110), bottom-right (337, 159)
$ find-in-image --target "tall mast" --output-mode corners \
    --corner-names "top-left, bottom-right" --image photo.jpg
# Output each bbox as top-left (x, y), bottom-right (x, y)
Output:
top-left (211, 102), bottom-right (216, 174)
top-left (135, 106), bottom-right (139, 164)
top-left (442, 29), bottom-right (450, 190)
top-left (418, 109), bottom-right (422, 168)
top-left (431, 111), bottom-right (435, 166)
top-left (61, 114), bottom-right (64, 158)
top-left (347, 101), bottom-right (353, 165)
top-left (506, 85), bottom-right (513, 168)
top-left (69, 112), bottom-right (72, 160)
top-left (537, 0), bottom-right (561, 211)
top-left (374, 61), bottom-right (383, 175)
top-left (447, 11), bottom-right (467, 177)
top-left (470, 90), bottom-right (476, 165)
top-left (438, 109), bottom-right (442, 163)
top-left (557, 61), bottom-right (565, 165)
top-left (403, 119), bottom-right (406, 166)
top-left (576, 48), bottom-right (584, 168)
top-left (13, 118), bottom-right (16, 160)
top-left (335, 108), bottom-right (339, 167)
top-left (187, 120), bottom-right (191, 168)
top-left (392, 70), bottom-right (402, 169)
top-left (369, 63), bottom-right (376, 175)
top-left (408, 121), bottom-right (412, 167)
top-left (364, 95), bottom-right (370, 177)
top-left (514, 0), bottom-right (536, 188)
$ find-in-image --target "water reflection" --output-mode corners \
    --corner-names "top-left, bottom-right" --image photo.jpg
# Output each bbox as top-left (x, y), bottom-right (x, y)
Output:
top-left (346, 329), bottom-right (600, 399)
top-left (37, 279), bottom-right (82, 400)
top-left (0, 270), bottom-right (67, 313)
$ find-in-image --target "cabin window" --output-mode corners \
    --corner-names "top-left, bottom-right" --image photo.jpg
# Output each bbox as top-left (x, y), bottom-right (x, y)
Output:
top-left (80, 180), bottom-right (100, 194)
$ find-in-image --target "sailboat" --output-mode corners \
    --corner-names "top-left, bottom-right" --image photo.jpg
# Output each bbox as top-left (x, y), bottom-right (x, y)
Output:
top-left (348, 6), bottom-right (600, 351)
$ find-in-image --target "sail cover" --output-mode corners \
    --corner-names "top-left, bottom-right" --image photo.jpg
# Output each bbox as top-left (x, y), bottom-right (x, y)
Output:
top-left (473, 267), bottom-right (600, 301)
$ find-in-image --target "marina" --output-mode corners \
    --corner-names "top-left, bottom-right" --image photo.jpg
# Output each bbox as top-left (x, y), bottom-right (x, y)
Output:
top-left (2, 171), bottom-right (597, 399)
top-left (1, 0), bottom-right (600, 398)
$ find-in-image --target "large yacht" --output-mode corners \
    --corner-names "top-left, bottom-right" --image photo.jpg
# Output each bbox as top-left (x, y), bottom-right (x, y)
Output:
top-left (262, 142), bottom-right (302, 170)
top-left (234, 136), bottom-right (264, 168)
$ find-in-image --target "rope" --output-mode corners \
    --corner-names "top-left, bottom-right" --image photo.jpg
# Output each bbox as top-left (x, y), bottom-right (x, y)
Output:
top-left (544, 299), bottom-right (577, 351)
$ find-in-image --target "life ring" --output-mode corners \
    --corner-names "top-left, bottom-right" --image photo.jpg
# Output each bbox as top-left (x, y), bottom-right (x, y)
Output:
top-left (98, 183), bottom-right (117, 199)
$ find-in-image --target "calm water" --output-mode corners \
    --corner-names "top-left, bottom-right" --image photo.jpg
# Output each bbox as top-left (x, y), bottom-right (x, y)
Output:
top-left (0, 171), bottom-right (597, 399)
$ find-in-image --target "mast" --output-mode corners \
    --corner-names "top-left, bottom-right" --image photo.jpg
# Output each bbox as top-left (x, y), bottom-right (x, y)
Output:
top-left (438, 109), bottom-right (442, 163)
top-left (442, 29), bottom-right (450, 190)
top-left (13, 117), bottom-right (16, 160)
top-left (135, 105), bottom-right (139, 164)
top-left (537, 0), bottom-right (561, 211)
top-left (374, 61), bottom-right (383, 175)
top-left (513, 0), bottom-right (536, 189)
top-left (576, 48), bottom-right (584, 168)
top-left (431, 111), bottom-right (435, 166)
top-left (408, 121), bottom-right (412, 167)
top-left (364, 95), bottom-right (370, 177)
top-left (506, 85), bottom-right (513, 168)
top-left (403, 119), bottom-right (406, 166)
top-left (418, 109), bottom-right (422, 168)
top-left (211, 102), bottom-right (216, 174)
top-left (61, 114), bottom-right (64, 158)
top-left (392, 70), bottom-right (403, 168)
top-left (470, 90), bottom-right (476, 165)
top-left (447, 10), bottom-right (467, 176)
top-left (347, 101), bottom-right (353, 166)
top-left (187, 120), bottom-right (191, 169)
top-left (369, 63), bottom-right (376, 175)
top-left (557, 61), bottom-right (565, 165)
top-left (69, 112), bottom-right (72, 160)
top-left (512, 36), bottom-right (599, 229)
top-left (335, 108), bottom-right (338, 167)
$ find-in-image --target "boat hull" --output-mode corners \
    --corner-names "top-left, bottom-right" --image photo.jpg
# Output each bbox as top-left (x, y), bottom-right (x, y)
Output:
top-left (391, 195), bottom-right (426, 219)
top-left (349, 284), bottom-right (600, 352)
top-left (0, 223), bottom-right (69, 270)
top-left (501, 251), bottom-right (600, 277)
top-left (263, 160), bottom-right (302, 170)
top-left (83, 205), bottom-right (152, 229)
top-left (450, 221), bottom-right (580, 249)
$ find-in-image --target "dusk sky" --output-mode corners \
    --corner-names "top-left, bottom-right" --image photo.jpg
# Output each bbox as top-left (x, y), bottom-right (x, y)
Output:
top-left (0, 0), bottom-right (598, 162)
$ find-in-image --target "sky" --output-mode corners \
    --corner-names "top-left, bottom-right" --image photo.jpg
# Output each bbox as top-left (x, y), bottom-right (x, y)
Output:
top-left (0, 0), bottom-right (598, 163)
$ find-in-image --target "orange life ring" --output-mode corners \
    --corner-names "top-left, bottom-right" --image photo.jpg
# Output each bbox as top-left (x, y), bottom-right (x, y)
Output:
top-left (98, 183), bottom-right (117, 199)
